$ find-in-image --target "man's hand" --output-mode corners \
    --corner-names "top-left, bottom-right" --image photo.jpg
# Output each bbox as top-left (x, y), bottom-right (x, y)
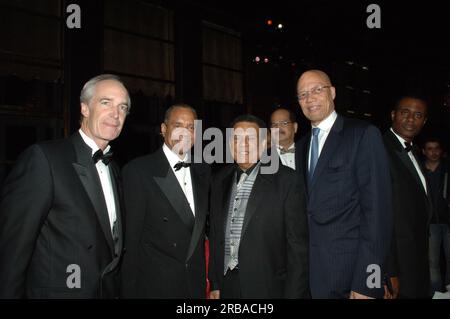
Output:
top-left (349, 291), bottom-right (374, 299)
top-left (209, 290), bottom-right (220, 299)
top-left (388, 277), bottom-right (399, 299)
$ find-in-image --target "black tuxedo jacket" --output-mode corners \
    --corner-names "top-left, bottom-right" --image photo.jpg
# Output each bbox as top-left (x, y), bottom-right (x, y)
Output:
top-left (0, 132), bottom-right (124, 298)
top-left (384, 130), bottom-right (432, 298)
top-left (208, 164), bottom-right (309, 298)
top-left (120, 148), bottom-right (211, 298)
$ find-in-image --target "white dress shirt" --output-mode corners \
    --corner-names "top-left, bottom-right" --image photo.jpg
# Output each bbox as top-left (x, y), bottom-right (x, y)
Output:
top-left (276, 142), bottom-right (296, 170)
top-left (163, 143), bottom-right (196, 216)
top-left (308, 110), bottom-right (338, 171)
top-left (390, 128), bottom-right (427, 194)
top-left (79, 129), bottom-right (117, 232)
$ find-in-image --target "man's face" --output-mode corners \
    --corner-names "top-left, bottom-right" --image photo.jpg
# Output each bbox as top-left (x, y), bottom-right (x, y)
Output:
top-left (297, 71), bottom-right (336, 126)
top-left (270, 109), bottom-right (297, 147)
top-left (161, 107), bottom-right (196, 156)
top-left (231, 121), bottom-right (265, 170)
top-left (391, 98), bottom-right (427, 142)
top-left (423, 142), bottom-right (442, 163)
top-left (81, 80), bottom-right (129, 149)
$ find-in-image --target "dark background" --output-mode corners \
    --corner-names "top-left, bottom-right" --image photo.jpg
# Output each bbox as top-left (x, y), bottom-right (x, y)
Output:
top-left (0, 0), bottom-right (449, 181)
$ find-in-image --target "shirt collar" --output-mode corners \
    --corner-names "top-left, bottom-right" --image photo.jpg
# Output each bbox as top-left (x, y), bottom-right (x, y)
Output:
top-left (79, 129), bottom-right (110, 155)
top-left (163, 143), bottom-right (188, 169)
top-left (312, 110), bottom-right (337, 133)
top-left (390, 127), bottom-right (409, 148)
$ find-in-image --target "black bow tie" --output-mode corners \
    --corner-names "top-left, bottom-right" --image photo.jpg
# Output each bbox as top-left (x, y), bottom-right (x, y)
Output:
top-left (174, 161), bottom-right (191, 171)
top-left (280, 148), bottom-right (295, 154)
top-left (92, 149), bottom-right (113, 165)
top-left (404, 142), bottom-right (413, 153)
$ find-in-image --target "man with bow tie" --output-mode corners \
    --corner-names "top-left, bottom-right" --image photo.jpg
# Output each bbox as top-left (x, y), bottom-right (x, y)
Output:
top-left (270, 108), bottom-right (298, 170)
top-left (0, 74), bottom-right (130, 298)
top-left (121, 104), bottom-right (211, 298)
top-left (383, 96), bottom-right (432, 298)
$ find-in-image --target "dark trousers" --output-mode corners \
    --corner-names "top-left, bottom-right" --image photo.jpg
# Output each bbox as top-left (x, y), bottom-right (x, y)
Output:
top-left (221, 268), bottom-right (241, 299)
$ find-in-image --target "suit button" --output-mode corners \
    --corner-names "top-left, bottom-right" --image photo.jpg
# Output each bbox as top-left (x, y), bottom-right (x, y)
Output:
top-left (87, 244), bottom-right (93, 250)
top-left (173, 243), bottom-right (177, 248)
top-left (163, 217), bottom-right (169, 222)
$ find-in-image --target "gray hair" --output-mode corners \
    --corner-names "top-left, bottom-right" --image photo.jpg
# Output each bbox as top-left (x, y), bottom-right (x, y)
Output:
top-left (164, 103), bottom-right (197, 123)
top-left (80, 74), bottom-right (131, 108)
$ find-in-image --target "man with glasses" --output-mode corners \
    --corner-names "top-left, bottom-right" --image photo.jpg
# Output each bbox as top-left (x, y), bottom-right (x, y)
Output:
top-left (270, 108), bottom-right (299, 170)
top-left (296, 69), bottom-right (392, 299)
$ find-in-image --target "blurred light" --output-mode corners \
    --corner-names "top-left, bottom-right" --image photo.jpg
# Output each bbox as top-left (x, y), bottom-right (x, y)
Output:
top-left (346, 61), bottom-right (354, 65)
top-left (347, 110), bottom-right (355, 114)
top-left (363, 90), bottom-right (371, 94)
top-left (254, 56), bottom-right (260, 63)
top-left (277, 23), bottom-right (283, 29)
top-left (279, 56), bottom-right (283, 60)
top-left (267, 19), bottom-right (273, 26)
top-left (364, 113), bottom-right (372, 117)
top-left (362, 66), bottom-right (369, 70)
top-left (291, 62), bottom-right (296, 67)
top-left (264, 57), bottom-right (269, 63)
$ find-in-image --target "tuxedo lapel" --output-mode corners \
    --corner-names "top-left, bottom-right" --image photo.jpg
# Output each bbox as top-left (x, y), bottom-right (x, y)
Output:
top-left (240, 169), bottom-right (271, 240)
top-left (153, 149), bottom-right (195, 231)
top-left (108, 162), bottom-right (123, 256)
top-left (185, 164), bottom-right (208, 262)
top-left (70, 133), bottom-right (115, 255)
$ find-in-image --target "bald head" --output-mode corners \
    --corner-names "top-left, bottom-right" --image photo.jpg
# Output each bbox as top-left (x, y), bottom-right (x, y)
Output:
top-left (296, 69), bottom-right (336, 126)
top-left (297, 70), bottom-right (332, 88)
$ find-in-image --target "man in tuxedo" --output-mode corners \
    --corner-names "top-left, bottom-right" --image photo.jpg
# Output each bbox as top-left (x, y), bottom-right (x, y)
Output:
top-left (270, 108), bottom-right (298, 170)
top-left (208, 114), bottom-right (309, 299)
top-left (0, 74), bottom-right (130, 298)
top-left (296, 70), bottom-right (392, 298)
top-left (383, 96), bottom-right (431, 298)
top-left (121, 104), bottom-right (211, 298)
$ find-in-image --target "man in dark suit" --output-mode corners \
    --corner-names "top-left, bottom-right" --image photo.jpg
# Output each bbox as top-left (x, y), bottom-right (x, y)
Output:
top-left (296, 70), bottom-right (392, 299)
top-left (121, 104), bottom-right (210, 298)
top-left (270, 108), bottom-right (298, 170)
top-left (208, 114), bottom-right (309, 299)
top-left (383, 96), bottom-right (431, 298)
top-left (0, 74), bottom-right (130, 298)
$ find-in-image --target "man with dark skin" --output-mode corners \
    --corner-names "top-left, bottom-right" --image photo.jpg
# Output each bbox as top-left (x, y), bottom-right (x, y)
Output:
top-left (384, 96), bottom-right (431, 298)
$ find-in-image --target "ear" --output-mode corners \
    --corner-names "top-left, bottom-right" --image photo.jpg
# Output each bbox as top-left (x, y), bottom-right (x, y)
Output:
top-left (81, 103), bottom-right (89, 118)
top-left (330, 86), bottom-right (336, 100)
top-left (161, 123), bottom-right (167, 137)
top-left (293, 122), bottom-right (298, 133)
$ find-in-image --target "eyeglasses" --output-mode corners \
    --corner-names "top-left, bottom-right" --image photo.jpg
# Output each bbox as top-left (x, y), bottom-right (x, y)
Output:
top-left (297, 85), bottom-right (331, 101)
top-left (270, 120), bottom-right (292, 128)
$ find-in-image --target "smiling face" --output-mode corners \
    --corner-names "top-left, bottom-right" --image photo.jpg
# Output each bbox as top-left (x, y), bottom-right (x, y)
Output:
top-left (231, 121), bottom-right (266, 170)
top-left (297, 70), bottom-right (336, 126)
top-left (80, 79), bottom-right (129, 150)
top-left (391, 97), bottom-right (427, 143)
top-left (161, 106), bottom-right (196, 158)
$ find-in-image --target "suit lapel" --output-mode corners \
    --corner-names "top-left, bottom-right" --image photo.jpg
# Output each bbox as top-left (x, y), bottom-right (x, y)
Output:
top-left (309, 115), bottom-right (344, 191)
top-left (108, 162), bottom-right (123, 256)
top-left (185, 164), bottom-right (208, 262)
top-left (240, 166), bottom-right (272, 239)
top-left (70, 133), bottom-right (115, 255)
top-left (221, 167), bottom-right (236, 228)
top-left (153, 149), bottom-right (195, 231)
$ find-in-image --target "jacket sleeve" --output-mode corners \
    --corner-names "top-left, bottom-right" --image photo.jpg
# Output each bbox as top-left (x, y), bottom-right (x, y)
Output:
top-left (0, 145), bottom-right (53, 298)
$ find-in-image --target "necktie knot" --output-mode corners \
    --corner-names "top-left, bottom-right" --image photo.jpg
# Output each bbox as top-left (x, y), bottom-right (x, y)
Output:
top-left (174, 161), bottom-right (191, 171)
top-left (404, 142), bottom-right (413, 153)
top-left (312, 127), bottom-right (320, 136)
top-left (92, 149), bottom-right (113, 165)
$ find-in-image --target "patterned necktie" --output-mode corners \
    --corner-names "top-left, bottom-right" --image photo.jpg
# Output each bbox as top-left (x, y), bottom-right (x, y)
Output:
top-left (309, 128), bottom-right (320, 182)
top-left (92, 149), bottom-right (113, 165)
